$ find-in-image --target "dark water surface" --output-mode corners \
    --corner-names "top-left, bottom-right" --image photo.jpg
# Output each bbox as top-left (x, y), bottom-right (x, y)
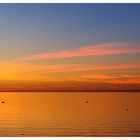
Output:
top-left (0, 92), bottom-right (140, 136)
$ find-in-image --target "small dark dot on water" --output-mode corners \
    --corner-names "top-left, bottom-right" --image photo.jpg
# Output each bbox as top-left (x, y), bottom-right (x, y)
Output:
top-left (1, 101), bottom-right (5, 103)
top-left (86, 101), bottom-right (88, 103)
top-left (20, 133), bottom-right (25, 136)
top-left (126, 108), bottom-right (129, 111)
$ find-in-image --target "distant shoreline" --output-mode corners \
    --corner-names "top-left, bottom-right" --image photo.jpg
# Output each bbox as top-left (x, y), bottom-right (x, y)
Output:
top-left (0, 91), bottom-right (139, 92)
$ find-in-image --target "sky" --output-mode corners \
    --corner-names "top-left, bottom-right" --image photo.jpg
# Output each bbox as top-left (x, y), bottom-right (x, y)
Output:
top-left (0, 3), bottom-right (140, 91)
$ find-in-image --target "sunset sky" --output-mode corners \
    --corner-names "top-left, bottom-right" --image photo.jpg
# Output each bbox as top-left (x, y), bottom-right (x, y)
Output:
top-left (0, 4), bottom-right (140, 91)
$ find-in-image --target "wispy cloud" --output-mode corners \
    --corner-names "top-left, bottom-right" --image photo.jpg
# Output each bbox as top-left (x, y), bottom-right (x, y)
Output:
top-left (0, 61), bottom-right (139, 81)
top-left (0, 42), bottom-right (139, 91)
top-left (1, 62), bottom-right (139, 74)
top-left (18, 42), bottom-right (140, 61)
top-left (69, 73), bottom-right (140, 84)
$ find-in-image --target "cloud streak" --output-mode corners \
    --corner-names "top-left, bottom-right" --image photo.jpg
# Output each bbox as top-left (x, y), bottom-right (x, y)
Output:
top-left (0, 41), bottom-right (139, 91)
top-left (0, 61), bottom-right (139, 82)
top-left (18, 42), bottom-right (140, 61)
top-left (69, 73), bottom-right (140, 84)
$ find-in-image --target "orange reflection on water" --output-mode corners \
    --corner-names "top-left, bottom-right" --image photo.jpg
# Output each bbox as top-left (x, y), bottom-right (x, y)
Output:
top-left (0, 92), bottom-right (139, 136)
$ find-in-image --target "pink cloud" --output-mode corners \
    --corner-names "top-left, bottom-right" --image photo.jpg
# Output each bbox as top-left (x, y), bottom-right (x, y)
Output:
top-left (17, 63), bottom-right (140, 74)
top-left (18, 42), bottom-right (140, 61)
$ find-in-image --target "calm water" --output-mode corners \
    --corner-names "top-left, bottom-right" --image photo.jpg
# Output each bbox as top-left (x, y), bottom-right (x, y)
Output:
top-left (0, 92), bottom-right (140, 136)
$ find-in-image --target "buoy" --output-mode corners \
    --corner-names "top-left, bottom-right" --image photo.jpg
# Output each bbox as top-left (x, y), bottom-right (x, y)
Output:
top-left (20, 134), bottom-right (25, 135)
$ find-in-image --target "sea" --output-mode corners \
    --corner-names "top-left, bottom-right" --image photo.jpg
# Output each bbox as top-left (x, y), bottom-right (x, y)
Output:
top-left (0, 92), bottom-right (139, 136)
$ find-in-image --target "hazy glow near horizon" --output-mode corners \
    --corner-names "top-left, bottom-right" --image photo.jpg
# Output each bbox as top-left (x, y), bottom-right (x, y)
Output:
top-left (0, 4), bottom-right (140, 91)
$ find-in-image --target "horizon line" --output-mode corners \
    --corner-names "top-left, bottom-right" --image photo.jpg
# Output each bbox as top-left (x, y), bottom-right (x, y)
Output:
top-left (0, 90), bottom-right (139, 92)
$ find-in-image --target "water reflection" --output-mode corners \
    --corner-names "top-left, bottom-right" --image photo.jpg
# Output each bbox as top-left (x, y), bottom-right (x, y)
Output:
top-left (0, 92), bottom-right (139, 136)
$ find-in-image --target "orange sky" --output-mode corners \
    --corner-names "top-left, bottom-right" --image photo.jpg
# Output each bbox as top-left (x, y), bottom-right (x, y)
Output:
top-left (0, 4), bottom-right (140, 91)
top-left (0, 42), bottom-right (140, 91)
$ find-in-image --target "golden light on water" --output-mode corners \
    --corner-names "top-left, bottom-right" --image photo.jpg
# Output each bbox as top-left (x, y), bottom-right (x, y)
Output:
top-left (0, 92), bottom-right (139, 136)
